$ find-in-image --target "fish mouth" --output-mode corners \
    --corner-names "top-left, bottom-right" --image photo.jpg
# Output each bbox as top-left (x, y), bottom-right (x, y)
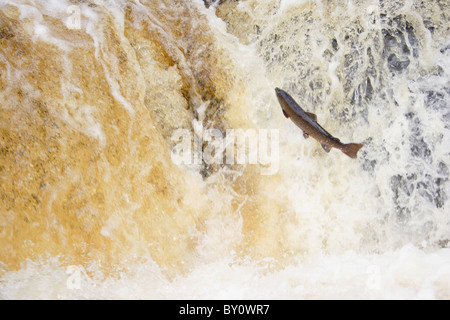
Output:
top-left (275, 87), bottom-right (285, 98)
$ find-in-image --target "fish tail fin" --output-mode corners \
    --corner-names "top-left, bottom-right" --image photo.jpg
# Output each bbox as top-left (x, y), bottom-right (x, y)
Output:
top-left (342, 143), bottom-right (364, 159)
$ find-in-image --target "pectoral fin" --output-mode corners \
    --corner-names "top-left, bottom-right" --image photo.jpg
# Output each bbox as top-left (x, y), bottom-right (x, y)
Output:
top-left (282, 109), bottom-right (289, 118)
top-left (306, 112), bottom-right (317, 121)
top-left (322, 144), bottom-right (331, 153)
top-left (303, 131), bottom-right (309, 139)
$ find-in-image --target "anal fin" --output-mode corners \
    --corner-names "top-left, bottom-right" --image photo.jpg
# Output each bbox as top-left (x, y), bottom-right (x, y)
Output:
top-left (282, 109), bottom-right (289, 118)
top-left (303, 131), bottom-right (309, 139)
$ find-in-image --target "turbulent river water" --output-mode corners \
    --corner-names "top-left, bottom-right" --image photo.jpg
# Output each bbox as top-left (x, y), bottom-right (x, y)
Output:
top-left (0, 0), bottom-right (449, 299)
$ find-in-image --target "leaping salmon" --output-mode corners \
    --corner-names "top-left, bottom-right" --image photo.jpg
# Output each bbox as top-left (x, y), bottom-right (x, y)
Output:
top-left (275, 88), bottom-right (364, 159)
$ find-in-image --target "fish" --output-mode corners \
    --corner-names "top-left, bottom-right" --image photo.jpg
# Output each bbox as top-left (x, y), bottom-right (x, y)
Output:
top-left (275, 88), bottom-right (364, 159)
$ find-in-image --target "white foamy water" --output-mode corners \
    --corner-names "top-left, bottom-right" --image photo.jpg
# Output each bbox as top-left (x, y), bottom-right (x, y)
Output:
top-left (0, 0), bottom-right (449, 299)
top-left (1, 244), bottom-right (450, 299)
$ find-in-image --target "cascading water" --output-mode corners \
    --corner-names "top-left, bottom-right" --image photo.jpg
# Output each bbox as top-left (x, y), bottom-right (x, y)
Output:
top-left (0, 0), bottom-right (449, 299)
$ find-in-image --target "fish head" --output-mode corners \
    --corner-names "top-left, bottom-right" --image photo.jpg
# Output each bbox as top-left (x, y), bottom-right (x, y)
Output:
top-left (275, 88), bottom-right (290, 115)
top-left (275, 87), bottom-right (285, 105)
top-left (275, 87), bottom-right (285, 99)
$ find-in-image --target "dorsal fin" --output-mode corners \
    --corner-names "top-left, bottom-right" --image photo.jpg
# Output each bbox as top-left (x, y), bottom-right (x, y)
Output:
top-left (306, 112), bottom-right (317, 121)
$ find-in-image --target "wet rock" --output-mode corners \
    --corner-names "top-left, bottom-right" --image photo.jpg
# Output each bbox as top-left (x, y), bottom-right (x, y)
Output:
top-left (383, 32), bottom-right (397, 49)
top-left (381, 15), bottom-right (419, 72)
top-left (361, 156), bottom-right (377, 173)
top-left (437, 161), bottom-right (449, 176)
top-left (387, 53), bottom-right (410, 73)
top-left (425, 90), bottom-right (447, 110)
top-left (410, 137), bottom-right (431, 159)
top-left (391, 168), bottom-right (448, 214)
top-left (405, 21), bottom-right (419, 58)
top-left (331, 38), bottom-right (339, 51)
top-left (440, 44), bottom-right (450, 54)
top-left (391, 173), bottom-right (416, 198)
top-left (203, 0), bottom-right (227, 8)
top-left (423, 20), bottom-right (435, 34)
